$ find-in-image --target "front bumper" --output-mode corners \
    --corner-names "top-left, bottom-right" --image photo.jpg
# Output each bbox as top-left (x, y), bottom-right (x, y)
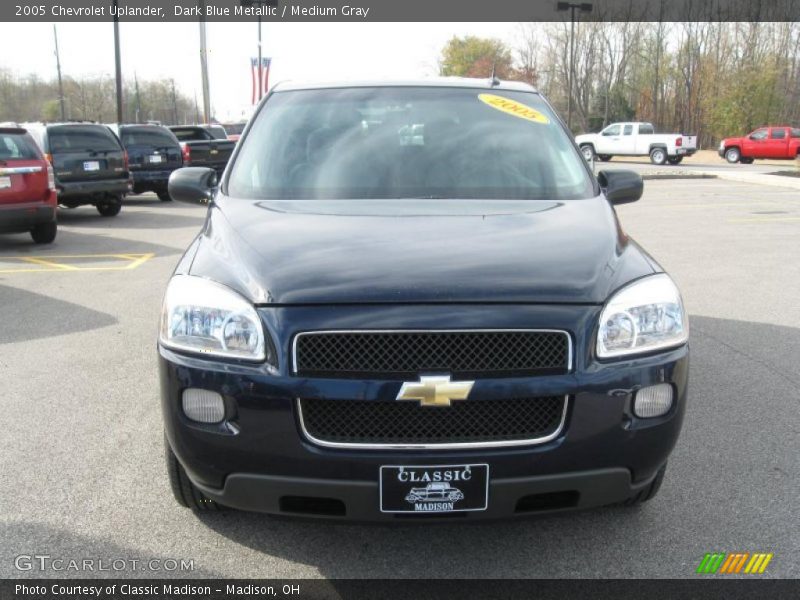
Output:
top-left (160, 304), bottom-right (688, 521)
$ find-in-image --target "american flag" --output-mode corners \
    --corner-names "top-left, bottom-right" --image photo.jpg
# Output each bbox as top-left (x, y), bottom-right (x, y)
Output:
top-left (251, 57), bottom-right (272, 105)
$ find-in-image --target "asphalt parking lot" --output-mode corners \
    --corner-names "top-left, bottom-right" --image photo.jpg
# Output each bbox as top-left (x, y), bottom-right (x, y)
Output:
top-left (1, 179), bottom-right (799, 578)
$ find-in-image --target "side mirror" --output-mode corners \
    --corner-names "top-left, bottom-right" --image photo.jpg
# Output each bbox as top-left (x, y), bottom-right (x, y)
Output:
top-left (597, 169), bottom-right (643, 205)
top-left (168, 167), bottom-right (218, 204)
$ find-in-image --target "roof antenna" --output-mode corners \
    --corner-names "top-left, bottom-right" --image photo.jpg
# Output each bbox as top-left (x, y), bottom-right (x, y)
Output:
top-left (490, 61), bottom-right (500, 87)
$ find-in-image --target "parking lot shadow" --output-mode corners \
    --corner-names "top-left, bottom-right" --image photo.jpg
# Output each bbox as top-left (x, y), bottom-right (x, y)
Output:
top-left (190, 315), bottom-right (800, 578)
top-left (0, 226), bottom-right (187, 258)
top-left (55, 202), bottom-right (206, 230)
top-left (0, 285), bottom-right (117, 345)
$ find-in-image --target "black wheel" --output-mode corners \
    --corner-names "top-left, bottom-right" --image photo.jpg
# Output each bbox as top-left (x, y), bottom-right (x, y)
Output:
top-left (96, 200), bottom-right (122, 217)
top-left (580, 144), bottom-right (595, 162)
top-left (157, 191), bottom-right (172, 202)
top-left (740, 157), bottom-right (754, 165)
top-left (649, 147), bottom-right (667, 165)
top-left (724, 147), bottom-right (741, 163)
top-left (165, 436), bottom-right (225, 511)
top-left (623, 464), bottom-right (667, 506)
top-left (597, 154), bottom-right (613, 162)
top-left (667, 156), bottom-right (683, 165)
top-left (30, 221), bottom-right (57, 244)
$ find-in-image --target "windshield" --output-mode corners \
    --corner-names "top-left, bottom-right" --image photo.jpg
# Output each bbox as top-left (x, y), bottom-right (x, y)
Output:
top-left (121, 126), bottom-right (178, 148)
top-left (0, 131), bottom-right (41, 159)
top-left (223, 123), bottom-right (246, 135)
top-left (228, 86), bottom-right (594, 200)
top-left (48, 125), bottom-right (120, 153)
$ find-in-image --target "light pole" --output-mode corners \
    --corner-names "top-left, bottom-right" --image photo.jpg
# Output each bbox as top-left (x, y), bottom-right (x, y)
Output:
top-left (198, 2), bottom-right (212, 124)
top-left (557, 2), bottom-right (592, 131)
top-left (53, 25), bottom-right (66, 121)
top-left (113, 0), bottom-right (124, 123)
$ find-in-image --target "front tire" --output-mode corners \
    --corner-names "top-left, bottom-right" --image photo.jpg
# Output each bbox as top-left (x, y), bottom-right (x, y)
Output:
top-left (580, 144), bottom-right (595, 162)
top-left (165, 437), bottom-right (225, 511)
top-left (725, 147), bottom-right (741, 163)
top-left (649, 147), bottom-right (667, 165)
top-left (30, 221), bottom-right (57, 244)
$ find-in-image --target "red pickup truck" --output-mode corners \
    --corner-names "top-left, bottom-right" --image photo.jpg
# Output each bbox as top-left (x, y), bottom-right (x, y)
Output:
top-left (719, 126), bottom-right (800, 163)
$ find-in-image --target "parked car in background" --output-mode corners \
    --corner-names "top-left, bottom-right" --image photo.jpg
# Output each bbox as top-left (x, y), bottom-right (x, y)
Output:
top-left (0, 126), bottom-right (58, 243)
top-left (24, 122), bottom-right (131, 217)
top-left (575, 122), bottom-right (697, 165)
top-left (113, 124), bottom-right (183, 201)
top-left (718, 126), bottom-right (800, 163)
top-left (221, 122), bottom-right (247, 142)
top-left (169, 125), bottom-right (235, 175)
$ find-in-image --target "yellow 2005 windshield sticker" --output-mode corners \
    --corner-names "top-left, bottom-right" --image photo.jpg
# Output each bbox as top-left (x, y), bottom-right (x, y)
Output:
top-left (478, 93), bottom-right (550, 124)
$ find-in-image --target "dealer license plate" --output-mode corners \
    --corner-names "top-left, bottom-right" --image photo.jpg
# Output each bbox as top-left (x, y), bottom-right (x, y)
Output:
top-left (380, 464), bottom-right (489, 514)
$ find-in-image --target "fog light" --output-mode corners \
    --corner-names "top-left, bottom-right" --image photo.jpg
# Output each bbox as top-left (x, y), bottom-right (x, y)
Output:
top-left (633, 384), bottom-right (673, 418)
top-left (182, 389), bottom-right (224, 423)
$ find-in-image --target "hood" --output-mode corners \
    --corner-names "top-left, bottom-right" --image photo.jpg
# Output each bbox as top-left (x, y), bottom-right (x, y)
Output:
top-left (188, 195), bottom-right (657, 305)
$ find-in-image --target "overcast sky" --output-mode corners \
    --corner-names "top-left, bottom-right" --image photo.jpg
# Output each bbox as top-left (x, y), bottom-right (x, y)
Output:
top-left (0, 22), bottom-right (525, 121)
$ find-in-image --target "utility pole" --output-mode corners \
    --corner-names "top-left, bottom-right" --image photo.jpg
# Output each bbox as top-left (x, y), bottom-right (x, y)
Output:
top-left (113, 0), bottom-right (124, 123)
top-left (198, 0), bottom-right (212, 123)
top-left (53, 25), bottom-right (66, 121)
top-left (170, 79), bottom-right (178, 125)
top-left (556, 2), bottom-right (593, 131)
top-left (194, 91), bottom-right (200, 125)
top-left (134, 73), bottom-right (142, 123)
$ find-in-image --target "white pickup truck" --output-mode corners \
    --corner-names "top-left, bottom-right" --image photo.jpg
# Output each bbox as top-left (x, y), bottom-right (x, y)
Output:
top-left (575, 122), bottom-right (698, 165)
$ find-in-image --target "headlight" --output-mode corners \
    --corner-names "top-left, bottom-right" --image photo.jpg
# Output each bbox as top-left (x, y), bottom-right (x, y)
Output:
top-left (597, 274), bottom-right (688, 358)
top-left (159, 275), bottom-right (275, 364)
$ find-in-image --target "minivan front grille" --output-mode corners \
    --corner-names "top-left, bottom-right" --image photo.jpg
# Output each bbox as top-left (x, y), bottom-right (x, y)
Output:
top-left (298, 395), bottom-right (568, 448)
top-left (293, 330), bottom-right (571, 380)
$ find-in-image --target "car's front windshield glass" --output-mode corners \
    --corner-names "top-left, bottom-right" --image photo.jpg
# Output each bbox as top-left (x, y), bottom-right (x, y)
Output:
top-left (228, 86), bottom-right (594, 200)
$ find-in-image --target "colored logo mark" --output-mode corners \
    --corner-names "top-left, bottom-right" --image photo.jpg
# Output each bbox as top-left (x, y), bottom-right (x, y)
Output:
top-left (696, 552), bottom-right (773, 574)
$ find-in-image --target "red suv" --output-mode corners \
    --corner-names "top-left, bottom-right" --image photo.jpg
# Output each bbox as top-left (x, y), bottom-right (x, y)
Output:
top-left (0, 127), bottom-right (57, 244)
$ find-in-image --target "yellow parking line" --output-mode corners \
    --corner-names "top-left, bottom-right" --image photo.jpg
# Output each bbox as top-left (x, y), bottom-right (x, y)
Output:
top-left (0, 252), bottom-right (155, 274)
top-left (124, 253), bottom-right (155, 269)
top-left (0, 253), bottom-right (150, 260)
top-left (18, 257), bottom-right (79, 271)
top-left (728, 216), bottom-right (800, 223)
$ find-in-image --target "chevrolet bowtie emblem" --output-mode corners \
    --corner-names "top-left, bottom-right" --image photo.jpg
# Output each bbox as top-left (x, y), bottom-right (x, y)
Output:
top-left (396, 375), bottom-right (474, 407)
